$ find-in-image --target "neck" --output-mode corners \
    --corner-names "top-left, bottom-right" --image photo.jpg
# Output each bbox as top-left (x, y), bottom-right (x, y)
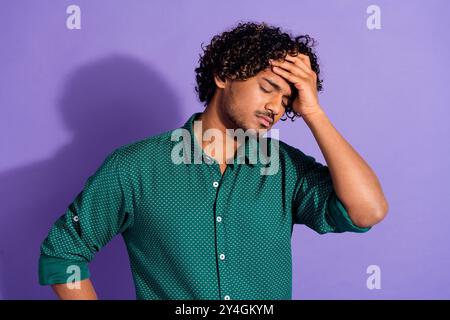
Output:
top-left (194, 105), bottom-right (241, 163)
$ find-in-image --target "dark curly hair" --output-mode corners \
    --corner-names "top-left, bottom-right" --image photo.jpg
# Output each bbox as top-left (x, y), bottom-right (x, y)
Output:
top-left (194, 21), bottom-right (323, 122)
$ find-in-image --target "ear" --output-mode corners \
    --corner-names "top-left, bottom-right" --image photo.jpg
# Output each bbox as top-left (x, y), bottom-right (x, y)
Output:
top-left (213, 73), bottom-right (227, 89)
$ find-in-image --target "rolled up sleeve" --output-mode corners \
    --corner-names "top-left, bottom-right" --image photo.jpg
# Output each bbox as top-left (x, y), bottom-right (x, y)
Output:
top-left (38, 149), bottom-right (134, 285)
top-left (292, 152), bottom-right (371, 234)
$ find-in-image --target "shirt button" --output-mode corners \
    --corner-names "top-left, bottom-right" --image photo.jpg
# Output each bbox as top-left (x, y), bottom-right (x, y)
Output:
top-left (219, 253), bottom-right (225, 260)
top-left (213, 181), bottom-right (219, 188)
top-left (216, 216), bottom-right (222, 223)
top-left (73, 215), bottom-right (79, 222)
top-left (224, 295), bottom-right (231, 300)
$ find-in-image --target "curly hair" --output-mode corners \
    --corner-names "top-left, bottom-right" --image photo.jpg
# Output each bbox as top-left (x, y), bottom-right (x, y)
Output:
top-left (194, 21), bottom-right (323, 122)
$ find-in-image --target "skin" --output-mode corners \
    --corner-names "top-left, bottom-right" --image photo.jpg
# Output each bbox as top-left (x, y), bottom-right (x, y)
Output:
top-left (51, 278), bottom-right (98, 300)
top-left (194, 66), bottom-right (292, 172)
top-left (197, 53), bottom-right (388, 228)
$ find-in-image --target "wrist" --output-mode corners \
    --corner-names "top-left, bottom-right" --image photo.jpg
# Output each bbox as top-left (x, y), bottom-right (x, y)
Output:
top-left (301, 107), bottom-right (328, 126)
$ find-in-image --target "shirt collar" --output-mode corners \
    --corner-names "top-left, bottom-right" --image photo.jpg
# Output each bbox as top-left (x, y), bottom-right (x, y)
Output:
top-left (174, 112), bottom-right (265, 168)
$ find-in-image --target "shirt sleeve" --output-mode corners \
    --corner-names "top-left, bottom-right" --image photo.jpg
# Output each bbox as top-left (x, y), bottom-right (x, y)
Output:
top-left (292, 151), bottom-right (371, 234)
top-left (38, 149), bottom-right (134, 285)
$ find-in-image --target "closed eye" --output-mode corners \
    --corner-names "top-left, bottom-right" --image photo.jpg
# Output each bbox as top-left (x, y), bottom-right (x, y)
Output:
top-left (260, 86), bottom-right (288, 108)
top-left (260, 86), bottom-right (271, 93)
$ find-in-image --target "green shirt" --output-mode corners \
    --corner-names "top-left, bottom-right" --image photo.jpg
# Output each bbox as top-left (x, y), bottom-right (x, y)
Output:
top-left (39, 112), bottom-right (370, 300)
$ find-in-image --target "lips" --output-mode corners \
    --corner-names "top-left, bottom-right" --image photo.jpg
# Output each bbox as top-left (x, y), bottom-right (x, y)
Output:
top-left (257, 115), bottom-right (273, 128)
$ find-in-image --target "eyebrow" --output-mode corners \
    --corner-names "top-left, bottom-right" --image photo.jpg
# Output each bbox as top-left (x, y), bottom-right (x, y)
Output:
top-left (261, 77), bottom-right (292, 99)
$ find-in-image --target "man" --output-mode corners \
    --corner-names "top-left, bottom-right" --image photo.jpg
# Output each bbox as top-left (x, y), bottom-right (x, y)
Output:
top-left (39, 22), bottom-right (388, 300)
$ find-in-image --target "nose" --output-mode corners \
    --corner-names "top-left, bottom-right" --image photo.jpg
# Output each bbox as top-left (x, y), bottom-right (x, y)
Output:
top-left (265, 99), bottom-right (283, 118)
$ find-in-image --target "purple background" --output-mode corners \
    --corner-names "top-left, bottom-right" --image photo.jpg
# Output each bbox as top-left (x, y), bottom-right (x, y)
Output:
top-left (1, 0), bottom-right (449, 299)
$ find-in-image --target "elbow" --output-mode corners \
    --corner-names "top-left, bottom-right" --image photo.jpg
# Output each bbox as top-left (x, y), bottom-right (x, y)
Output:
top-left (350, 198), bottom-right (389, 228)
top-left (375, 197), bottom-right (389, 223)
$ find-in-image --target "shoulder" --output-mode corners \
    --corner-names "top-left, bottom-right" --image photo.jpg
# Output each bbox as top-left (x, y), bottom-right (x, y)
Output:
top-left (266, 137), bottom-right (313, 162)
top-left (111, 128), bottom-right (176, 168)
top-left (265, 137), bottom-right (325, 176)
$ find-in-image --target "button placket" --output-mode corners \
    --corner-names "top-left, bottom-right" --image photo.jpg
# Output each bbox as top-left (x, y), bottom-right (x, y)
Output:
top-left (213, 169), bottom-right (232, 301)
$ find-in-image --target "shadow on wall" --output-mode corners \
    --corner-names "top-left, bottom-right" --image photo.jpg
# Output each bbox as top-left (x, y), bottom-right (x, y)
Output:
top-left (0, 54), bottom-right (185, 299)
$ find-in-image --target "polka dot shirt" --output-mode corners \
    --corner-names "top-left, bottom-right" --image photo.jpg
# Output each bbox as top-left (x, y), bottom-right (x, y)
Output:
top-left (38, 112), bottom-right (371, 300)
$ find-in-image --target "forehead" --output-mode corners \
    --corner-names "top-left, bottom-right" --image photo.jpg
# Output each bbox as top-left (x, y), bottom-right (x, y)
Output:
top-left (255, 69), bottom-right (292, 97)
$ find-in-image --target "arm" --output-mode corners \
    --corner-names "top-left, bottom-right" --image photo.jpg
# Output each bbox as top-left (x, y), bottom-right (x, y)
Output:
top-left (303, 109), bottom-right (388, 228)
top-left (51, 279), bottom-right (98, 300)
top-left (270, 53), bottom-right (388, 229)
top-left (38, 149), bottom-right (134, 297)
